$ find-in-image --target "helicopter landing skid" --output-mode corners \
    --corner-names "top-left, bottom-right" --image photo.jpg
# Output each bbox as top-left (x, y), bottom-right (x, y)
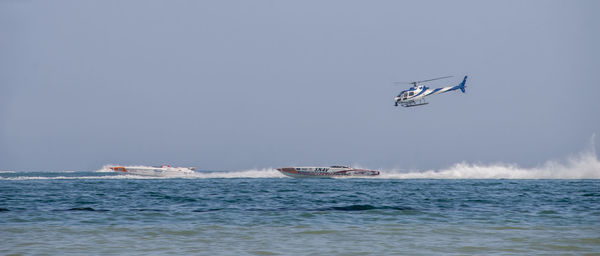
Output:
top-left (401, 99), bottom-right (428, 107)
top-left (403, 102), bottom-right (428, 107)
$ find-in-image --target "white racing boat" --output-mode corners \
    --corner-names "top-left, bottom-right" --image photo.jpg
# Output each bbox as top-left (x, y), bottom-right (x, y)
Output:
top-left (276, 166), bottom-right (380, 178)
top-left (109, 165), bottom-right (196, 177)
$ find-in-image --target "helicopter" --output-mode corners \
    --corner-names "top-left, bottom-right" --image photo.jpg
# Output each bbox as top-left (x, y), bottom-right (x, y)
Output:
top-left (394, 76), bottom-right (468, 107)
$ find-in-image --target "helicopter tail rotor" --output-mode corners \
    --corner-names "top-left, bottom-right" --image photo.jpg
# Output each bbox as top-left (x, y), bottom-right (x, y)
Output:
top-left (459, 76), bottom-right (468, 93)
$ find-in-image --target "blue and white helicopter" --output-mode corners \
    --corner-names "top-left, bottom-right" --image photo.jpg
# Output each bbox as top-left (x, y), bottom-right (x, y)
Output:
top-left (394, 76), bottom-right (468, 107)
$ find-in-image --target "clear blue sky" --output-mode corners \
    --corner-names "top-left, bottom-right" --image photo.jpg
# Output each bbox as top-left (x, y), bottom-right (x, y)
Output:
top-left (1, 0), bottom-right (599, 171)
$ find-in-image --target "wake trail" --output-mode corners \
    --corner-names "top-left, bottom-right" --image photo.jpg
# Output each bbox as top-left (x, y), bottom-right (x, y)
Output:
top-left (3, 138), bottom-right (599, 180)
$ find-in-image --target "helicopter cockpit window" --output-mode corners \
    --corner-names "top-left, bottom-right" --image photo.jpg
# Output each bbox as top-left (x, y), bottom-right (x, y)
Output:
top-left (409, 92), bottom-right (414, 96)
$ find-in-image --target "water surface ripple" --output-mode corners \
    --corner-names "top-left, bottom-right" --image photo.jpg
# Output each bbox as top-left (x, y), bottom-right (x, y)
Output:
top-left (1, 174), bottom-right (599, 255)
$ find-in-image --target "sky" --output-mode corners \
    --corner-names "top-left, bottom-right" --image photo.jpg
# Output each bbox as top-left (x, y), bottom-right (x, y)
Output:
top-left (1, 0), bottom-right (599, 172)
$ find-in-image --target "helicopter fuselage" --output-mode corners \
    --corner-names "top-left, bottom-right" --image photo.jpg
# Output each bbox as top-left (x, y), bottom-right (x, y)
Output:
top-left (394, 76), bottom-right (467, 107)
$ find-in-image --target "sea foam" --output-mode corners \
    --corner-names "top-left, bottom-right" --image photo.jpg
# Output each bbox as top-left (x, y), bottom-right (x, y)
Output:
top-left (379, 150), bottom-right (599, 179)
top-left (380, 135), bottom-right (600, 179)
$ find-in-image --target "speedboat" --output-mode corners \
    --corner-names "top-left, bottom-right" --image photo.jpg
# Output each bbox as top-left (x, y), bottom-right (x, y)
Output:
top-left (109, 165), bottom-right (196, 177)
top-left (276, 166), bottom-right (379, 178)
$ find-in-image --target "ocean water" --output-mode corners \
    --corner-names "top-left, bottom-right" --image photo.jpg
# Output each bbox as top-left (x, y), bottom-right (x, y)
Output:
top-left (1, 169), bottom-right (599, 255)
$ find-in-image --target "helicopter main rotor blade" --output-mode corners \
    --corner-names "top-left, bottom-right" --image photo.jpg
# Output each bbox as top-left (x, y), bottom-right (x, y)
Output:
top-left (393, 76), bottom-right (453, 86)
top-left (413, 76), bottom-right (453, 84)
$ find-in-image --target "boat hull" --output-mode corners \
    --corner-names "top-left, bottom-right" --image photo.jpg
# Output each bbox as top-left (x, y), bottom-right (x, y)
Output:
top-left (277, 167), bottom-right (379, 178)
top-left (109, 166), bottom-right (195, 177)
